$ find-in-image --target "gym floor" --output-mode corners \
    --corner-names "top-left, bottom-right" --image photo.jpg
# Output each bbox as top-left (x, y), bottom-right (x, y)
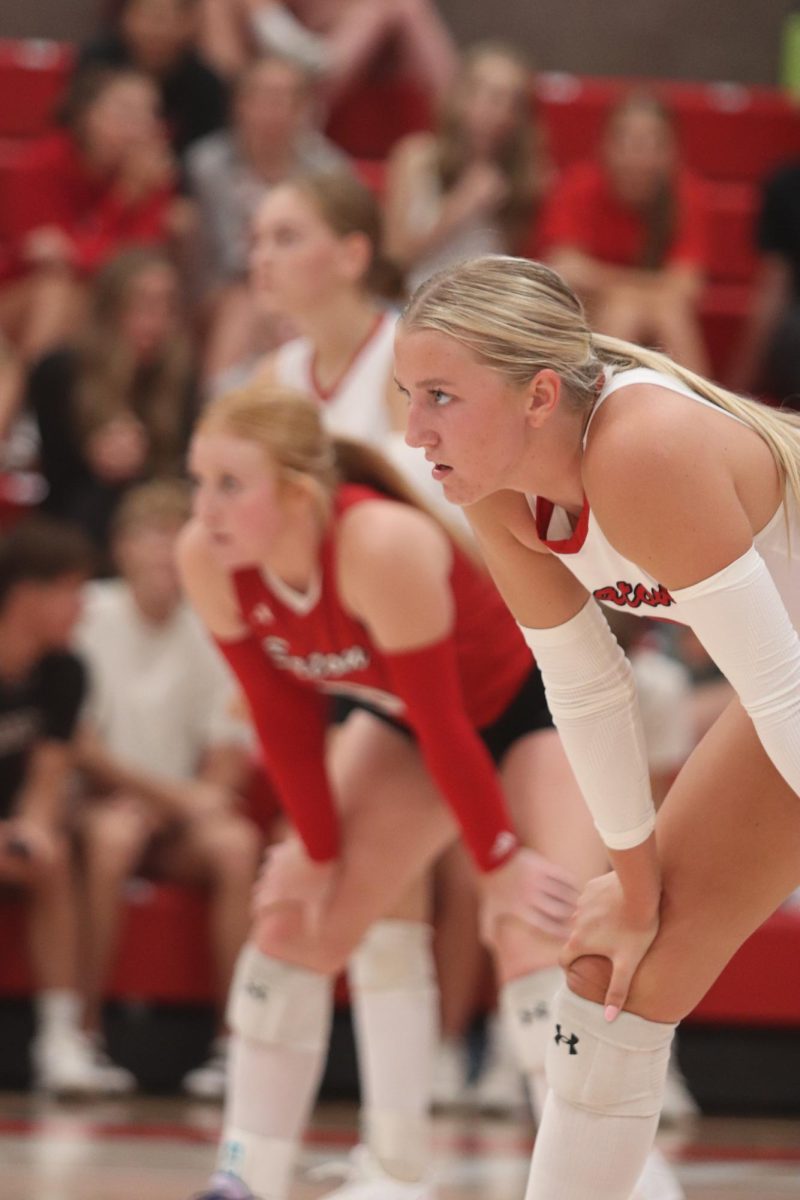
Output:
top-left (1, 1094), bottom-right (798, 1200)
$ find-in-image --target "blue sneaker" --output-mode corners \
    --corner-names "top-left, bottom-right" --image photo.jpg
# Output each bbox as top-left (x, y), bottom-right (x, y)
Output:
top-left (193, 1172), bottom-right (259, 1200)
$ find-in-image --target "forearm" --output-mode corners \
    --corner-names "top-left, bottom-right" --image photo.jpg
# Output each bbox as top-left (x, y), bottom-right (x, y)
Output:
top-left (608, 836), bottom-right (662, 923)
top-left (520, 600), bottom-right (658, 901)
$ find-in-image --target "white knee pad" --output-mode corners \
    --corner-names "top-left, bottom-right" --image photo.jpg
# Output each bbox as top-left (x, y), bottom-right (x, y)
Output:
top-left (227, 942), bottom-right (333, 1053)
top-left (348, 920), bottom-right (436, 992)
top-left (546, 986), bottom-right (676, 1118)
top-left (500, 966), bottom-right (563, 1073)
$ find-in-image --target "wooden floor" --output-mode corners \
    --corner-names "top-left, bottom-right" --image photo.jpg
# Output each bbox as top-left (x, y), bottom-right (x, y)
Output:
top-left (1, 1094), bottom-right (798, 1200)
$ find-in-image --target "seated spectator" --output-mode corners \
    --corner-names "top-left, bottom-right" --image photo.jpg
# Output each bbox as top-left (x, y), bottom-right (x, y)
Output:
top-left (28, 247), bottom-right (196, 558)
top-left (729, 159), bottom-right (800, 402)
top-left (73, 480), bottom-right (261, 1099)
top-left (186, 53), bottom-right (348, 385)
top-left (384, 42), bottom-right (550, 293)
top-left (77, 0), bottom-right (229, 157)
top-left (0, 516), bottom-right (130, 1096)
top-left (0, 67), bottom-right (178, 366)
top-left (198, 0), bottom-right (457, 104)
top-left (541, 91), bottom-right (711, 373)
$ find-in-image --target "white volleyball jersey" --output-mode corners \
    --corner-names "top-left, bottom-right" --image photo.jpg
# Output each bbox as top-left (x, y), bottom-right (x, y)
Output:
top-left (274, 309), bottom-right (397, 445)
top-left (528, 367), bottom-right (800, 630)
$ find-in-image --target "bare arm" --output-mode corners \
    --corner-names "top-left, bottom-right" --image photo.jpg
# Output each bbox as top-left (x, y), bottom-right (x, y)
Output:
top-left (14, 741), bottom-right (74, 830)
top-left (384, 137), bottom-right (507, 270)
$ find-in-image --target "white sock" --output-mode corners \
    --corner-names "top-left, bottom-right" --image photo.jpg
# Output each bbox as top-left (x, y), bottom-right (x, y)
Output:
top-left (217, 949), bottom-right (334, 1200)
top-left (348, 921), bottom-right (439, 1183)
top-left (500, 966), bottom-right (562, 1123)
top-left (35, 989), bottom-right (82, 1036)
top-left (524, 988), bottom-right (676, 1200)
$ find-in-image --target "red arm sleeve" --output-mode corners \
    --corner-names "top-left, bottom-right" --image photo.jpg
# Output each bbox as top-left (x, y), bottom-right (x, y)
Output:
top-left (383, 635), bottom-right (520, 873)
top-left (214, 633), bottom-right (340, 862)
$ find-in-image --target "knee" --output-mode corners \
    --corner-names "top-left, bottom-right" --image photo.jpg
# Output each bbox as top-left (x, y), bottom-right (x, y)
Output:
top-left (82, 805), bottom-right (147, 879)
top-left (252, 908), bottom-right (351, 976)
top-left (204, 817), bottom-right (262, 883)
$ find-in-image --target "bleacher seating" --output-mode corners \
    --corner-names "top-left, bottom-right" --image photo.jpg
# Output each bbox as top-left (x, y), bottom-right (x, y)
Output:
top-left (0, 38), bottom-right (799, 1041)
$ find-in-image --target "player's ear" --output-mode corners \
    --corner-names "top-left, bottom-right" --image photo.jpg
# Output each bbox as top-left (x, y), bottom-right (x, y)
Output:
top-left (524, 369), bottom-right (561, 428)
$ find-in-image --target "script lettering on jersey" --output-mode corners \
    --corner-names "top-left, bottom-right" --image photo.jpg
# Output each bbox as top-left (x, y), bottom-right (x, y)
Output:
top-left (264, 635), bottom-right (370, 681)
top-left (593, 580), bottom-right (674, 610)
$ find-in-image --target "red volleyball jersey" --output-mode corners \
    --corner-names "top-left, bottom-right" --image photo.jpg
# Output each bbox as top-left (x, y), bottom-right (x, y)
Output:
top-left (216, 485), bottom-right (535, 871)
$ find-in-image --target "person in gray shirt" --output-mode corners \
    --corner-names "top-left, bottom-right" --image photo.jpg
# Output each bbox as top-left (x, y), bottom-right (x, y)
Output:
top-left (186, 53), bottom-right (349, 385)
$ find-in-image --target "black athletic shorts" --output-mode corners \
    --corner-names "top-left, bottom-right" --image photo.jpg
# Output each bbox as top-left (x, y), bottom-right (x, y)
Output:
top-left (330, 664), bottom-right (553, 767)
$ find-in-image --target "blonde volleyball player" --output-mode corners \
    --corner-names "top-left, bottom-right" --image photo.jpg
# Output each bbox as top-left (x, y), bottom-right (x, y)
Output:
top-left (394, 254), bottom-right (800, 1200)
top-left (179, 385), bottom-right (604, 1200)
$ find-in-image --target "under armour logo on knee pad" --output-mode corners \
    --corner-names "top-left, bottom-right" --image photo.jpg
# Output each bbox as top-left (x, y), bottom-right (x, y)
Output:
top-left (554, 1024), bottom-right (579, 1054)
top-left (520, 1001), bottom-right (550, 1024)
top-left (245, 980), bottom-right (269, 1002)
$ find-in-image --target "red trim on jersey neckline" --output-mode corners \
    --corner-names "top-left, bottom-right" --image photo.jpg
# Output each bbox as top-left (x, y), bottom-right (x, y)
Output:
top-left (309, 310), bottom-right (386, 402)
top-left (535, 494), bottom-right (591, 554)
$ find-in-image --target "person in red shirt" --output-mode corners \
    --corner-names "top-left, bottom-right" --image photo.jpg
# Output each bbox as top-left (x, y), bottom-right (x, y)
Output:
top-left (0, 66), bottom-right (177, 364)
top-left (178, 384), bottom-right (605, 1200)
top-left (541, 92), bottom-right (710, 373)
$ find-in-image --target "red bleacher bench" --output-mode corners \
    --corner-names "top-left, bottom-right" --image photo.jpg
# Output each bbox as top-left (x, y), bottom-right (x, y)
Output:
top-left (687, 906), bottom-right (800, 1028)
top-left (0, 881), bottom-right (216, 1005)
top-left (0, 39), bottom-right (73, 140)
top-left (535, 72), bottom-right (800, 184)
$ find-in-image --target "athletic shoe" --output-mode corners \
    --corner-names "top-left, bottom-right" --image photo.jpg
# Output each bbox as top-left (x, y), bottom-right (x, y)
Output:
top-left (191, 1171), bottom-right (259, 1199)
top-left (183, 1036), bottom-right (228, 1101)
top-left (632, 1149), bottom-right (685, 1200)
top-left (31, 1027), bottom-right (136, 1098)
top-left (431, 1039), bottom-right (469, 1109)
top-left (308, 1144), bottom-right (435, 1200)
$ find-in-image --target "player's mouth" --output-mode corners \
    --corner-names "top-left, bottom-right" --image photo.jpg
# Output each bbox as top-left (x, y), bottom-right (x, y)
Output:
top-left (431, 463), bottom-right (452, 481)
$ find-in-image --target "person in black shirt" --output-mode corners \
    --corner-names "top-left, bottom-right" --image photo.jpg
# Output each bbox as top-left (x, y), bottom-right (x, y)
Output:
top-left (77, 0), bottom-right (229, 158)
top-left (0, 517), bottom-right (130, 1095)
top-left (730, 160), bottom-right (800, 404)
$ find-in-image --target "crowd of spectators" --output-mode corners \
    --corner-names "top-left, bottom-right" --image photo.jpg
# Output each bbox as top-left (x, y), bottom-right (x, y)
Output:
top-left (0, 0), bottom-right (794, 1106)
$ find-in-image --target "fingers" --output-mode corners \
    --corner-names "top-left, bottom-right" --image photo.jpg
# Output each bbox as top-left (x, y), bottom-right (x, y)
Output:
top-left (604, 959), bottom-right (633, 1022)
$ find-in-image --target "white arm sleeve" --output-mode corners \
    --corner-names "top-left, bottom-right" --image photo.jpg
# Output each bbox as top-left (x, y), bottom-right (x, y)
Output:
top-left (672, 545), bottom-right (800, 796)
top-left (521, 599), bottom-right (656, 850)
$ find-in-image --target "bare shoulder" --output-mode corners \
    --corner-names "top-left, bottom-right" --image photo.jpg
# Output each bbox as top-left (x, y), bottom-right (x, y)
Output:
top-left (176, 519), bottom-right (246, 640)
top-left (338, 497), bottom-right (451, 585)
top-left (583, 384), bottom-right (750, 583)
top-left (336, 498), bottom-right (454, 649)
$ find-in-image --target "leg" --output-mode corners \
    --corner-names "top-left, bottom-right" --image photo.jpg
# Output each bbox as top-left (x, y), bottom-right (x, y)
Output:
top-left (78, 796), bottom-right (155, 1033)
top-left (492, 729), bottom-right (607, 1121)
top-left (211, 714), bottom-right (455, 1199)
top-left (648, 291), bottom-right (710, 376)
top-left (529, 700), bottom-right (800, 1200)
top-left (590, 284), bottom-right (651, 346)
top-left (152, 810), bottom-right (263, 1007)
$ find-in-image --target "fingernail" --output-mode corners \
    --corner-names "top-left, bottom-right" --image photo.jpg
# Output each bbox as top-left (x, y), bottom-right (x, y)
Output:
top-left (604, 1005), bottom-right (620, 1022)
